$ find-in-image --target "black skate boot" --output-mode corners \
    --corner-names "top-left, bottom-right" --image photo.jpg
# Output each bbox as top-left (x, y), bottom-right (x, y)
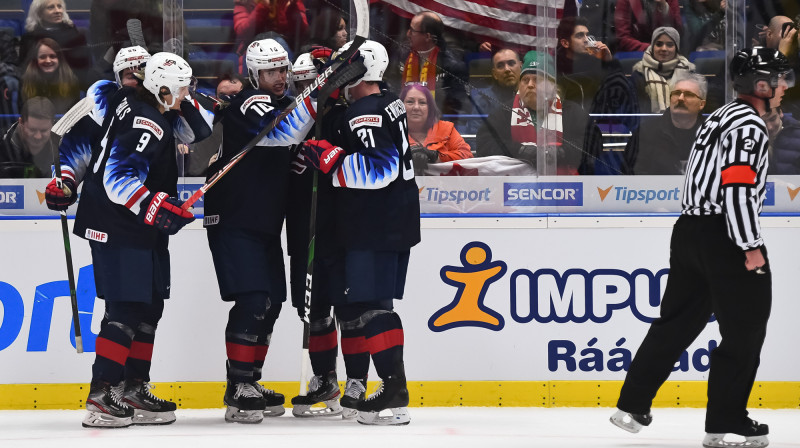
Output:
top-left (703, 418), bottom-right (769, 448)
top-left (83, 381), bottom-right (134, 428)
top-left (340, 377), bottom-right (367, 419)
top-left (224, 381), bottom-right (267, 424)
top-left (610, 408), bottom-right (653, 433)
top-left (356, 374), bottom-right (410, 426)
top-left (252, 382), bottom-right (286, 417)
top-left (291, 371), bottom-right (343, 417)
top-left (123, 379), bottom-right (177, 425)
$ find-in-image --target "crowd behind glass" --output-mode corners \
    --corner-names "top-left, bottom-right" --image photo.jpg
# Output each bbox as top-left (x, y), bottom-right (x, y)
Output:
top-left (1, 0), bottom-right (799, 178)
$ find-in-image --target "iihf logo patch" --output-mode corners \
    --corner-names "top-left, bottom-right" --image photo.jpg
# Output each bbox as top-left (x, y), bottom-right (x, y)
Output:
top-left (204, 215), bottom-right (220, 226)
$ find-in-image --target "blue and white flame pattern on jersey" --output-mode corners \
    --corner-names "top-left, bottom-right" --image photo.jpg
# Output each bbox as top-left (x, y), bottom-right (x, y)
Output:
top-left (255, 94), bottom-right (316, 146)
top-left (58, 80), bottom-right (117, 183)
top-left (333, 145), bottom-right (400, 189)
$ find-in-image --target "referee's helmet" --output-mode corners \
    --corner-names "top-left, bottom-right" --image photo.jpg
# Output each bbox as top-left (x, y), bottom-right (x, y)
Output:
top-left (730, 47), bottom-right (794, 95)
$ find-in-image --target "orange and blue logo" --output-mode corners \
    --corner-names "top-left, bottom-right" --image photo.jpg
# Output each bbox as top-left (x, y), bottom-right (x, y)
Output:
top-left (428, 241), bottom-right (507, 332)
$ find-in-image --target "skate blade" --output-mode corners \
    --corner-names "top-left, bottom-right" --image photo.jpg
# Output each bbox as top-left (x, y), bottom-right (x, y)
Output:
top-left (225, 406), bottom-right (264, 424)
top-left (292, 400), bottom-right (343, 418)
top-left (610, 410), bottom-right (644, 433)
top-left (82, 411), bottom-right (133, 428)
top-left (132, 409), bottom-right (176, 425)
top-left (341, 407), bottom-right (359, 419)
top-left (263, 405), bottom-right (286, 417)
top-left (356, 407), bottom-right (410, 426)
top-left (702, 433), bottom-right (769, 448)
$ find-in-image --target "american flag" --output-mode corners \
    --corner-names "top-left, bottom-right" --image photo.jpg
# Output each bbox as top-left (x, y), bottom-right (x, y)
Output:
top-left (381, 0), bottom-right (566, 50)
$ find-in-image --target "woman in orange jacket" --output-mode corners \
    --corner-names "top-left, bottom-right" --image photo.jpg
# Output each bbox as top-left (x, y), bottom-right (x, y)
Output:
top-left (400, 83), bottom-right (472, 173)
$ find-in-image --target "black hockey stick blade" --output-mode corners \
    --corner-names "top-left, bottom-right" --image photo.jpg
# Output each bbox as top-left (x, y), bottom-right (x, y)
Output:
top-left (126, 19), bottom-right (147, 49)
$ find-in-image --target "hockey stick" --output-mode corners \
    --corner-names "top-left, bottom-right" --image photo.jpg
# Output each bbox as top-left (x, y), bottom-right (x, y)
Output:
top-left (126, 19), bottom-right (147, 49)
top-left (49, 101), bottom-right (95, 354)
top-left (180, 58), bottom-right (368, 211)
top-left (298, 0), bottom-right (370, 396)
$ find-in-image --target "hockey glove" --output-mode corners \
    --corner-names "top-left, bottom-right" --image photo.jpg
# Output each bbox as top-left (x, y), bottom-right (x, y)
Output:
top-left (137, 192), bottom-right (195, 235)
top-left (302, 139), bottom-right (345, 174)
top-left (290, 146), bottom-right (308, 175)
top-left (45, 177), bottom-right (78, 211)
top-left (310, 46), bottom-right (333, 62)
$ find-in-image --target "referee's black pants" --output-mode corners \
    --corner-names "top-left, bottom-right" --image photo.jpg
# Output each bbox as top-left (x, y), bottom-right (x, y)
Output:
top-left (617, 214), bottom-right (772, 433)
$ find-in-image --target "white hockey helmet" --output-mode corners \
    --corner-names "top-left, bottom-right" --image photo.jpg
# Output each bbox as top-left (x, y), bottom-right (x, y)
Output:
top-left (113, 45), bottom-right (150, 86)
top-left (246, 38), bottom-right (292, 90)
top-left (336, 40), bottom-right (389, 101)
top-left (292, 53), bottom-right (317, 82)
top-left (143, 52), bottom-right (193, 109)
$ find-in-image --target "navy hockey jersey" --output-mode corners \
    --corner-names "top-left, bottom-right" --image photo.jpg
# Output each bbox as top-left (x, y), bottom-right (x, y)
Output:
top-left (203, 89), bottom-right (316, 235)
top-left (328, 91), bottom-right (421, 251)
top-left (59, 80), bottom-right (214, 184)
top-left (73, 89), bottom-right (179, 248)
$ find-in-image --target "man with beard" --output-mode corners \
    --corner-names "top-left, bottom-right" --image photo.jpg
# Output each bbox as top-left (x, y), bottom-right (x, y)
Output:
top-left (630, 72), bottom-right (707, 174)
top-left (466, 47), bottom-right (522, 135)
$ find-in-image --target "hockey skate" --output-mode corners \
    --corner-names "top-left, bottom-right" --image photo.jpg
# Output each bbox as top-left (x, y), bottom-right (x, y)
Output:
top-left (252, 381), bottom-right (286, 417)
top-left (82, 381), bottom-right (134, 428)
top-left (123, 379), bottom-right (177, 425)
top-left (610, 409), bottom-right (652, 433)
top-left (702, 419), bottom-right (769, 448)
top-left (291, 371), bottom-right (343, 417)
top-left (340, 378), bottom-right (367, 419)
top-left (356, 374), bottom-right (410, 426)
top-left (224, 381), bottom-right (267, 424)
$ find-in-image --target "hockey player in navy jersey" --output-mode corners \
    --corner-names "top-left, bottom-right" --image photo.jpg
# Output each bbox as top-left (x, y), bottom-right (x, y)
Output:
top-left (203, 38), bottom-right (319, 424)
top-left (45, 47), bottom-right (213, 427)
top-left (286, 51), bottom-right (371, 419)
top-left (74, 52), bottom-right (204, 429)
top-left (300, 39), bottom-right (421, 426)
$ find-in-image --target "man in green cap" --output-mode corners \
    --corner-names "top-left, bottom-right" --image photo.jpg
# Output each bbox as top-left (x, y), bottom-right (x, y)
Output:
top-left (475, 50), bottom-right (601, 175)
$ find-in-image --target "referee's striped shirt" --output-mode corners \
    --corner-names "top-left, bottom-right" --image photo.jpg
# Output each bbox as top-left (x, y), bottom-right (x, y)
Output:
top-left (682, 99), bottom-right (769, 250)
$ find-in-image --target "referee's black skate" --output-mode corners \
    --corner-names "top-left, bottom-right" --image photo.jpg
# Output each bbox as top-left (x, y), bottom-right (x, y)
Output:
top-left (83, 381), bottom-right (134, 428)
top-left (341, 377), bottom-right (367, 419)
top-left (224, 381), bottom-right (266, 423)
top-left (356, 374), bottom-right (410, 426)
top-left (609, 409), bottom-right (652, 433)
top-left (252, 381), bottom-right (286, 417)
top-left (291, 371), bottom-right (343, 417)
top-left (703, 419), bottom-right (769, 448)
top-left (123, 379), bottom-right (177, 425)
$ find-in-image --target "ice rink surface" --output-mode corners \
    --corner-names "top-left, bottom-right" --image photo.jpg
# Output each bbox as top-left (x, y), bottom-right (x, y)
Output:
top-left (2, 407), bottom-right (799, 448)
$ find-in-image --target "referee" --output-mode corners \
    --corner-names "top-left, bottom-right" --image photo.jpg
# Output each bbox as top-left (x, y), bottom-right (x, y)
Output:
top-left (610, 47), bottom-right (793, 448)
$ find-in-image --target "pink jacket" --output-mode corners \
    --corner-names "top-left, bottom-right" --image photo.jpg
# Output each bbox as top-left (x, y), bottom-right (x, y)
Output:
top-left (615, 0), bottom-right (682, 52)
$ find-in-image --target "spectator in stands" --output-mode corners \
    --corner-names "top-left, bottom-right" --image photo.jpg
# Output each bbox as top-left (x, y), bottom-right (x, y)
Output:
top-left (556, 16), bottom-right (621, 111)
top-left (401, 83), bottom-right (472, 175)
top-left (234, 0), bottom-right (308, 64)
top-left (762, 70), bottom-right (800, 174)
top-left (397, 10), bottom-right (468, 116)
top-left (20, 0), bottom-right (92, 85)
top-left (466, 47), bottom-right (521, 135)
top-left (476, 50), bottom-right (600, 175)
top-left (614, 0), bottom-right (682, 52)
top-left (629, 72), bottom-right (706, 174)
top-left (764, 15), bottom-right (800, 116)
top-left (307, 7), bottom-right (348, 52)
top-left (631, 27), bottom-right (695, 113)
top-left (682, 0), bottom-right (726, 53)
top-left (0, 96), bottom-right (57, 178)
top-left (20, 38), bottom-right (81, 115)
